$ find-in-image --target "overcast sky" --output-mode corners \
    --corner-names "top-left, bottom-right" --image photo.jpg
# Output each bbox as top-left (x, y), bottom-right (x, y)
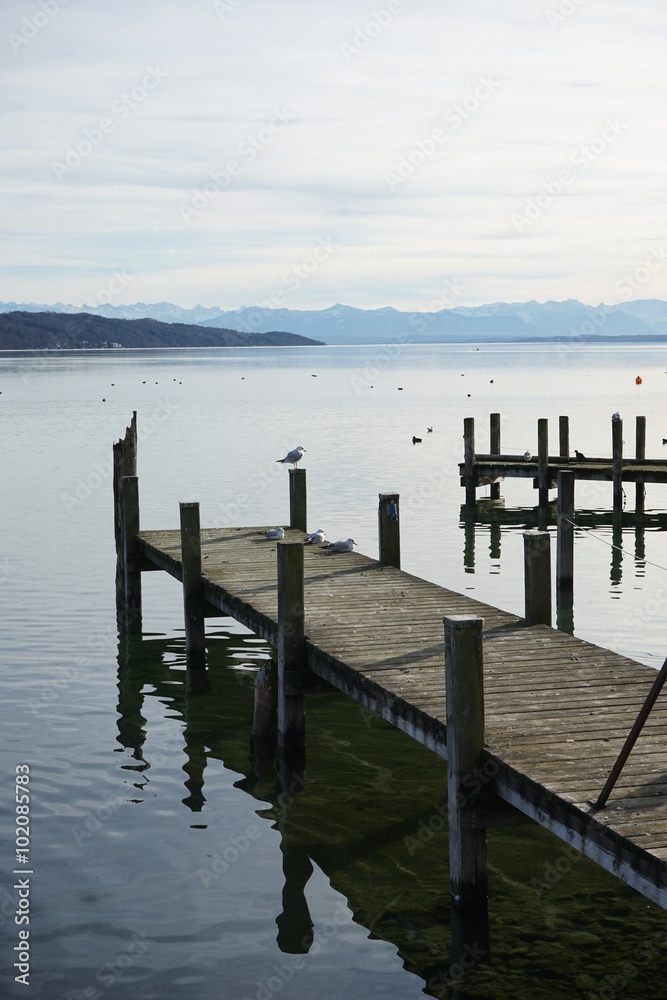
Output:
top-left (2, 0), bottom-right (667, 310)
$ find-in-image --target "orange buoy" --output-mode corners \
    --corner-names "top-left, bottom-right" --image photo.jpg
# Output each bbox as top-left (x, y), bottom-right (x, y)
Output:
top-left (635, 375), bottom-right (643, 384)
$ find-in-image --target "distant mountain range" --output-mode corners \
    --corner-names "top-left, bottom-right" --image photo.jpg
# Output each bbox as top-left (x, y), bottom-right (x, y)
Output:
top-left (2, 298), bottom-right (667, 345)
top-left (0, 311), bottom-right (322, 350)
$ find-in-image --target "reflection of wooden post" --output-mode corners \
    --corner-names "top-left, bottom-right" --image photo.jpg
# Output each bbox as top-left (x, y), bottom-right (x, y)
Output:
top-left (277, 541), bottom-right (306, 754)
top-left (490, 413), bottom-right (501, 500)
top-left (612, 416), bottom-right (623, 512)
top-left (122, 476), bottom-right (142, 633)
top-left (524, 531), bottom-right (552, 626)
top-left (180, 501), bottom-right (206, 671)
top-left (289, 469), bottom-right (307, 532)
top-left (463, 417), bottom-right (476, 507)
top-left (559, 415), bottom-right (569, 459)
top-left (537, 418), bottom-right (549, 508)
top-left (252, 659), bottom-right (278, 780)
top-left (462, 511), bottom-right (475, 573)
top-left (635, 415), bottom-right (646, 514)
top-left (444, 615), bottom-right (489, 962)
top-left (378, 493), bottom-right (400, 568)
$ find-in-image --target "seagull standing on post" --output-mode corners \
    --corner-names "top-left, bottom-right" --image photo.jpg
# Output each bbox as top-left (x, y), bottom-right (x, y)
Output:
top-left (276, 445), bottom-right (306, 468)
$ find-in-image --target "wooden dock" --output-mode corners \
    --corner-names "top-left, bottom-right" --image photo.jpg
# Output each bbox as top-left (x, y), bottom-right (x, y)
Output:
top-left (113, 414), bottom-right (667, 966)
top-left (459, 412), bottom-right (667, 510)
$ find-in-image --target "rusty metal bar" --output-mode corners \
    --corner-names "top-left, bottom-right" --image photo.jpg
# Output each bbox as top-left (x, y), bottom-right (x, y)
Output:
top-left (596, 656), bottom-right (667, 808)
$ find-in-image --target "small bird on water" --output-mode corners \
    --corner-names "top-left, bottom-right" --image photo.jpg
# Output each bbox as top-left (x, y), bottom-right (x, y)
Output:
top-left (412, 436), bottom-right (422, 444)
top-left (276, 446), bottom-right (306, 468)
top-left (328, 538), bottom-right (357, 553)
top-left (264, 527), bottom-right (285, 540)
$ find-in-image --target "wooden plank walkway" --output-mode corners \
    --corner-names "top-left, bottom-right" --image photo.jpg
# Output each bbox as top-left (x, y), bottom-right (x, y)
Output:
top-left (137, 524), bottom-right (667, 908)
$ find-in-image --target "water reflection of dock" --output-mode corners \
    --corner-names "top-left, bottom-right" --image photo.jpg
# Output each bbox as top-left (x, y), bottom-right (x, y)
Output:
top-left (112, 414), bottom-right (667, 988)
top-left (460, 501), bottom-right (665, 576)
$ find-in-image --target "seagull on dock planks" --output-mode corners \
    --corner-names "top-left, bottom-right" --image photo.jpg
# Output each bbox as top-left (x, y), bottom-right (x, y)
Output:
top-left (276, 445), bottom-right (306, 468)
top-left (327, 538), bottom-right (357, 553)
top-left (264, 527), bottom-right (285, 540)
top-left (305, 528), bottom-right (326, 544)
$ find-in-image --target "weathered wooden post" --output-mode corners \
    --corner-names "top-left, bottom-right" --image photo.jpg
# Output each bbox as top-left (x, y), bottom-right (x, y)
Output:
top-left (289, 469), bottom-right (307, 532)
top-left (635, 415), bottom-right (646, 514)
top-left (180, 501), bottom-right (206, 671)
top-left (489, 413), bottom-right (501, 500)
top-left (556, 470), bottom-right (574, 633)
top-left (114, 412), bottom-right (137, 616)
top-left (523, 531), bottom-right (552, 626)
top-left (559, 415), bottom-right (569, 459)
top-left (612, 415), bottom-right (623, 512)
top-left (537, 418), bottom-right (549, 508)
top-left (444, 615), bottom-right (489, 960)
top-left (378, 493), bottom-right (400, 568)
top-left (122, 475), bottom-right (142, 633)
top-left (463, 417), bottom-right (476, 507)
top-left (277, 540), bottom-right (306, 761)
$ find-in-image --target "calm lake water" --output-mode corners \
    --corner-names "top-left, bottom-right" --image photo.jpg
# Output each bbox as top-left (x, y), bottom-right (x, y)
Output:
top-left (2, 341), bottom-right (667, 999)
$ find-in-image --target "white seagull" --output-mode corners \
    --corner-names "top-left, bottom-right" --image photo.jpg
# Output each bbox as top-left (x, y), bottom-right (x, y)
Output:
top-left (523, 451), bottom-right (532, 461)
top-left (264, 527), bottom-right (285, 540)
top-left (305, 528), bottom-right (326, 545)
top-left (276, 445), bottom-right (306, 468)
top-left (612, 411), bottom-right (621, 422)
top-left (328, 538), bottom-right (357, 553)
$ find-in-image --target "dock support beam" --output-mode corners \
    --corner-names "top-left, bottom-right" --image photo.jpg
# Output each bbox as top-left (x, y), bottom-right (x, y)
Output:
top-left (121, 475), bottom-right (142, 634)
top-left (635, 415), bottom-right (646, 514)
top-left (444, 615), bottom-right (489, 962)
top-left (556, 470), bottom-right (575, 633)
top-left (463, 417), bottom-right (476, 507)
top-left (277, 541), bottom-right (306, 765)
top-left (378, 493), bottom-right (401, 568)
top-left (180, 501), bottom-right (206, 672)
top-left (289, 469), bottom-right (307, 532)
top-left (523, 531), bottom-right (552, 626)
top-left (489, 413), bottom-right (501, 500)
top-left (612, 415), bottom-right (623, 512)
top-left (537, 418), bottom-right (549, 508)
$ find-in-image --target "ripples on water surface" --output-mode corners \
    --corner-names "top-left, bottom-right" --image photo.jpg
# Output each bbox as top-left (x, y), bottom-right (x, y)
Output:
top-left (2, 343), bottom-right (667, 999)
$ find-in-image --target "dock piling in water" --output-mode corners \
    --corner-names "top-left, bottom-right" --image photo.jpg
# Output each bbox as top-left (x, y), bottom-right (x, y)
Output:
top-left (636, 415), bottom-right (646, 514)
top-left (463, 417), bottom-right (476, 507)
top-left (612, 415), bottom-right (624, 511)
top-left (444, 614), bottom-right (489, 960)
top-left (277, 540), bottom-right (306, 759)
top-left (523, 530), bottom-right (552, 626)
top-left (537, 418), bottom-right (549, 507)
top-left (559, 415), bottom-right (569, 459)
top-left (121, 475), bottom-right (142, 633)
top-left (179, 501), bottom-right (206, 672)
top-left (489, 413), bottom-right (501, 500)
top-left (289, 468), bottom-right (307, 532)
